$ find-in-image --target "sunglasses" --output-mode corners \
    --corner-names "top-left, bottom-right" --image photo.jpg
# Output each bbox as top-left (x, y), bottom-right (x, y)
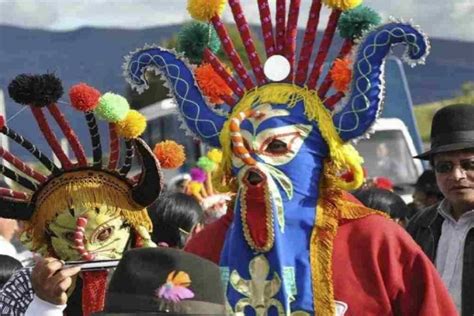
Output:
top-left (434, 159), bottom-right (474, 174)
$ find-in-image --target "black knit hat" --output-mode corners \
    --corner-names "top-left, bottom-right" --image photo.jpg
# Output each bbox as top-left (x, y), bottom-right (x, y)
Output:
top-left (94, 247), bottom-right (226, 315)
top-left (415, 104), bottom-right (474, 160)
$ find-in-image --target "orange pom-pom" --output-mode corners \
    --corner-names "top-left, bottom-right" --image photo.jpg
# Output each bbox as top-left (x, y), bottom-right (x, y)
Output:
top-left (195, 63), bottom-right (233, 105)
top-left (153, 140), bottom-right (186, 169)
top-left (330, 58), bottom-right (352, 93)
top-left (69, 83), bottom-right (101, 112)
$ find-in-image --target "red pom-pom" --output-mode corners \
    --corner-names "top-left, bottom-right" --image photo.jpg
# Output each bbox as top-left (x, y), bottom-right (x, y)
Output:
top-left (69, 83), bottom-right (101, 112)
top-left (330, 58), bottom-right (352, 93)
top-left (0, 116), bottom-right (5, 130)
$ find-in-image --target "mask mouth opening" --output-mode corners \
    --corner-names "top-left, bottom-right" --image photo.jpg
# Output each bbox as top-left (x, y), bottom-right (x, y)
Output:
top-left (243, 168), bottom-right (267, 187)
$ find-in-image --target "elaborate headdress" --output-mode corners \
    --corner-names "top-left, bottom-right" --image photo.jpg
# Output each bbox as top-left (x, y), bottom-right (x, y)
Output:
top-left (124, 0), bottom-right (430, 314)
top-left (1, 74), bottom-right (162, 258)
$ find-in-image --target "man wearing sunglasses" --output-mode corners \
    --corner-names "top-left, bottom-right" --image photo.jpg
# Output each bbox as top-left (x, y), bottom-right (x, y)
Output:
top-left (407, 104), bottom-right (474, 316)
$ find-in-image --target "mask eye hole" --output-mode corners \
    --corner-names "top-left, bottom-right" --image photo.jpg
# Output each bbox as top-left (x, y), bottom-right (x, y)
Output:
top-left (265, 139), bottom-right (288, 155)
top-left (94, 226), bottom-right (114, 243)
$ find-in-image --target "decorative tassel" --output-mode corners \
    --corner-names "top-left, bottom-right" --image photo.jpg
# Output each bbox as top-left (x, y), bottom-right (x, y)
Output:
top-left (153, 141), bottom-right (186, 169)
top-left (195, 63), bottom-right (233, 105)
top-left (203, 49), bottom-right (243, 99)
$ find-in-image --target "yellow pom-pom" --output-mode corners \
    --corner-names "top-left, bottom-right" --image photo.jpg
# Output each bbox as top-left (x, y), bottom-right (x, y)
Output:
top-left (330, 58), bottom-right (352, 92)
top-left (188, 181), bottom-right (203, 196)
top-left (322, 0), bottom-right (362, 11)
top-left (187, 0), bottom-right (226, 22)
top-left (116, 110), bottom-right (147, 139)
top-left (195, 64), bottom-right (233, 105)
top-left (207, 148), bottom-right (223, 164)
top-left (153, 141), bottom-right (186, 169)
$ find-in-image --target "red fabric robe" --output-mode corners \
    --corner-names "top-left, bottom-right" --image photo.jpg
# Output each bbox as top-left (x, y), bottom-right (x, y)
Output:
top-left (185, 197), bottom-right (457, 315)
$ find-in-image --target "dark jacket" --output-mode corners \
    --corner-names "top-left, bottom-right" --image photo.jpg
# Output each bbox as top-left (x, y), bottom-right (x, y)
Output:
top-left (406, 202), bottom-right (474, 316)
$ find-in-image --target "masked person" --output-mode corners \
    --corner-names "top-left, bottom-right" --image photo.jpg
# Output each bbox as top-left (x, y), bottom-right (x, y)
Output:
top-left (124, 0), bottom-right (456, 314)
top-left (0, 75), bottom-right (163, 316)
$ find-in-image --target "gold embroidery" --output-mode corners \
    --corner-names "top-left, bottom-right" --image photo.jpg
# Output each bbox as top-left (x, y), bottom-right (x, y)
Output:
top-left (240, 185), bottom-right (275, 253)
top-left (230, 255), bottom-right (284, 316)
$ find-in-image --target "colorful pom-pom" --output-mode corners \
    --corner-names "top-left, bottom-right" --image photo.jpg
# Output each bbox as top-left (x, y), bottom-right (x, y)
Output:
top-left (330, 58), bottom-right (352, 92)
top-left (8, 73), bottom-right (63, 107)
top-left (338, 5), bottom-right (382, 40)
top-left (187, 0), bottom-right (226, 22)
top-left (69, 83), bottom-right (101, 112)
top-left (188, 181), bottom-right (204, 196)
top-left (95, 92), bottom-right (130, 122)
top-left (116, 110), bottom-right (147, 139)
top-left (207, 149), bottom-right (223, 164)
top-left (190, 167), bottom-right (207, 183)
top-left (195, 64), bottom-right (233, 104)
top-left (197, 156), bottom-right (216, 172)
top-left (322, 0), bottom-right (362, 11)
top-left (153, 141), bottom-right (186, 169)
top-left (177, 22), bottom-right (220, 64)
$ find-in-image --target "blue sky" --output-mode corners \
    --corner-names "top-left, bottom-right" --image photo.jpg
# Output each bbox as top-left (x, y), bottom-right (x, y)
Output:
top-left (0, 0), bottom-right (472, 41)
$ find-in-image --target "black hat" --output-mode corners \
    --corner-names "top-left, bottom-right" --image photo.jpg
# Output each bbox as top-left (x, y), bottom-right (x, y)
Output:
top-left (94, 247), bottom-right (226, 315)
top-left (415, 104), bottom-right (474, 160)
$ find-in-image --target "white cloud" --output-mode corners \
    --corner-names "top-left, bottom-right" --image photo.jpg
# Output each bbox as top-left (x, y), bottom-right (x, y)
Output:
top-left (0, 0), bottom-right (472, 41)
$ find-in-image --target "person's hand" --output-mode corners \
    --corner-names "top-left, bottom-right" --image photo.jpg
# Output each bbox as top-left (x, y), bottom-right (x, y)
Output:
top-left (31, 257), bottom-right (81, 305)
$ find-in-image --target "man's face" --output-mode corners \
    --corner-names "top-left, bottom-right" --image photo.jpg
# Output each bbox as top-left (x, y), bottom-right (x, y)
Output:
top-left (433, 150), bottom-right (474, 212)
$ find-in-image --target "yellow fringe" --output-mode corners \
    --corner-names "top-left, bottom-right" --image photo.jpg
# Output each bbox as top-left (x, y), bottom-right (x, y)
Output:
top-left (217, 83), bottom-right (364, 192)
top-left (310, 163), bottom-right (387, 315)
top-left (25, 170), bottom-right (152, 251)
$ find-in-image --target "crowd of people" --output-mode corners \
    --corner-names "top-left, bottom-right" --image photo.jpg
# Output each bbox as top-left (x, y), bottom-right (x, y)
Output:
top-left (0, 0), bottom-right (473, 315)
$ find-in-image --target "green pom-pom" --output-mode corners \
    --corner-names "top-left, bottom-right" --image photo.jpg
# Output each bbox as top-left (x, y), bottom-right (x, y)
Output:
top-left (197, 156), bottom-right (216, 172)
top-left (177, 22), bottom-right (220, 64)
top-left (95, 92), bottom-right (130, 122)
top-left (338, 5), bottom-right (382, 40)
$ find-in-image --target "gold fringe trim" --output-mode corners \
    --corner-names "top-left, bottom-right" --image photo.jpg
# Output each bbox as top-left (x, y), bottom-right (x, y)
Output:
top-left (217, 83), bottom-right (364, 193)
top-left (310, 163), bottom-right (387, 315)
top-left (25, 170), bottom-right (152, 250)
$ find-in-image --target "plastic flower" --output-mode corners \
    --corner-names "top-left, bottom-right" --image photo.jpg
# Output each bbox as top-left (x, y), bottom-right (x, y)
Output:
top-left (155, 271), bottom-right (194, 303)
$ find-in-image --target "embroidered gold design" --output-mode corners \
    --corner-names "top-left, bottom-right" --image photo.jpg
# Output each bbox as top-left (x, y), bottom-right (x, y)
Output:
top-left (230, 255), bottom-right (284, 315)
top-left (240, 185), bottom-right (275, 253)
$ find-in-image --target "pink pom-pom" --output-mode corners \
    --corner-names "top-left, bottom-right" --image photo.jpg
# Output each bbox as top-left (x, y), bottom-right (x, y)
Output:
top-left (69, 83), bottom-right (101, 112)
top-left (190, 168), bottom-right (207, 183)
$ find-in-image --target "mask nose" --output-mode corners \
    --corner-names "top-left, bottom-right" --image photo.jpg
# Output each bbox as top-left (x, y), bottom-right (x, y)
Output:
top-left (246, 170), bottom-right (264, 185)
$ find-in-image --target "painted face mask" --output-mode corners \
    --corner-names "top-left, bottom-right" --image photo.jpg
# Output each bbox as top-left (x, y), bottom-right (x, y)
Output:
top-left (0, 76), bottom-right (164, 314)
top-left (124, 0), bottom-right (430, 314)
